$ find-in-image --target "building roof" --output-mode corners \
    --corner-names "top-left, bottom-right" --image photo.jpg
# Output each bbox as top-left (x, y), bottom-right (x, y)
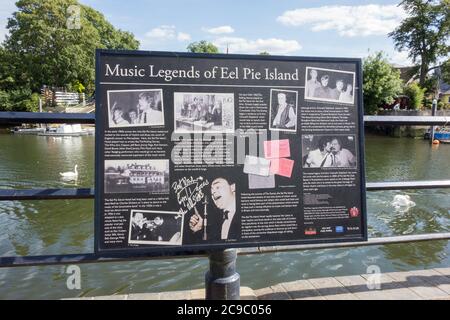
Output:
top-left (391, 65), bottom-right (417, 84)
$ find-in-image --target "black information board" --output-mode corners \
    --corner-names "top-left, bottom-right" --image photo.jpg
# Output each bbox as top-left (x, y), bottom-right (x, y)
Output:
top-left (95, 49), bottom-right (367, 255)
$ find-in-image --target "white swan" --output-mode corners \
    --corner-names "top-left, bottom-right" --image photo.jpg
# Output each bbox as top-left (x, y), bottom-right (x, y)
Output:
top-left (391, 194), bottom-right (415, 211)
top-left (60, 165), bottom-right (78, 178)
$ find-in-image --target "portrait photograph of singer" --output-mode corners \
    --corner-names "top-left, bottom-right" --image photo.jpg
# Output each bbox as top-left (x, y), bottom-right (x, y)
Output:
top-left (302, 134), bottom-right (357, 168)
top-left (186, 177), bottom-right (239, 242)
top-left (269, 89), bottom-right (298, 133)
top-left (107, 89), bottom-right (164, 128)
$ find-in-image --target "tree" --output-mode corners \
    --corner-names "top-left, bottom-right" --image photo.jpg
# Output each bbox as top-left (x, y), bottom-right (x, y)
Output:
top-left (259, 51), bottom-right (270, 55)
top-left (442, 58), bottom-right (450, 84)
top-left (363, 52), bottom-right (404, 114)
top-left (2, 0), bottom-right (139, 94)
top-left (389, 0), bottom-right (450, 87)
top-left (403, 82), bottom-right (426, 109)
top-left (187, 41), bottom-right (219, 53)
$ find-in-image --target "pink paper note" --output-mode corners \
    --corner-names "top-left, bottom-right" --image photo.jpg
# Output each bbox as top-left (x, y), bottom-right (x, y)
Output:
top-left (264, 139), bottom-right (290, 159)
top-left (270, 158), bottom-right (294, 178)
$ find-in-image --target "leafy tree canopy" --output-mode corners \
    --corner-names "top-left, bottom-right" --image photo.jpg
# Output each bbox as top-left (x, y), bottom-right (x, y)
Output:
top-left (187, 41), bottom-right (219, 54)
top-left (1, 0), bottom-right (139, 93)
top-left (363, 52), bottom-right (404, 114)
top-left (442, 58), bottom-right (450, 85)
top-left (389, 0), bottom-right (450, 86)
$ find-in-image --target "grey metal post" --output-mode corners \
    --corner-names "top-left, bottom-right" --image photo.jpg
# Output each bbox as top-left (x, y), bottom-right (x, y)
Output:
top-left (430, 98), bottom-right (437, 144)
top-left (205, 249), bottom-right (240, 300)
top-left (38, 98), bottom-right (43, 129)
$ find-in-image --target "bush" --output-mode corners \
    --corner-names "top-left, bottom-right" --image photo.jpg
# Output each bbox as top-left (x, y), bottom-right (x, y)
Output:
top-left (438, 101), bottom-right (450, 110)
top-left (363, 52), bottom-right (403, 115)
top-left (69, 80), bottom-right (86, 93)
top-left (0, 88), bottom-right (39, 112)
top-left (403, 83), bottom-right (426, 110)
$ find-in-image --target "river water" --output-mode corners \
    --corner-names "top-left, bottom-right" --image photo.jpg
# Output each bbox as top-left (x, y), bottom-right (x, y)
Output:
top-left (0, 133), bottom-right (449, 299)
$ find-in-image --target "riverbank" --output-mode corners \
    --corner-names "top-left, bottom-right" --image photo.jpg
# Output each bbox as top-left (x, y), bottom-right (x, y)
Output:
top-left (67, 267), bottom-right (450, 300)
top-left (369, 109), bottom-right (450, 138)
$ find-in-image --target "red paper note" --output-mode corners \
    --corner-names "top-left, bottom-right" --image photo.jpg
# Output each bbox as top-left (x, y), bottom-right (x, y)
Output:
top-left (264, 139), bottom-right (290, 159)
top-left (269, 158), bottom-right (294, 178)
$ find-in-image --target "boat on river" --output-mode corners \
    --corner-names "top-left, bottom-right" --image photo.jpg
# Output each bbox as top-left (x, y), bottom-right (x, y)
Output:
top-left (10, 127), bottom-right (46, 134)
top-left (38, 124), bottom-right (93, 137)
top-left (424, 128), bottom-right (450, 143)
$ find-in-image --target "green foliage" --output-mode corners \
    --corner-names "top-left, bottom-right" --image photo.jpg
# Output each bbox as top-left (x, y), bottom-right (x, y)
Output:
top-left (187, 41), bottom-right (219, 53)
top-left (403, 82), bottom-right (426, 109)
top-left (422, 73), bottom-right (438, 94)
top-left (437, 101), bottom-right (450, 109)
top-left (0, 88), bottom-right (39, 112)
top-left (259, 51), bottom-right (270, 55)
top-left (1, 0), bottom-right (139, 95)
top-left (442, 59), bottom-right (450, 85)
top-left (363, 52), bottom-right (404, 114)
top-left (70, 80), bottom-right (85, 93)
top-left (389, 0), bottom-right (450, 86)
top-left (422, 96), bottom-right (433, 108)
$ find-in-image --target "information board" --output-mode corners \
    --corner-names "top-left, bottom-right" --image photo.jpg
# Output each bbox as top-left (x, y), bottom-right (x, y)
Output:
top-left (95, 50), bottom-right (367, 255)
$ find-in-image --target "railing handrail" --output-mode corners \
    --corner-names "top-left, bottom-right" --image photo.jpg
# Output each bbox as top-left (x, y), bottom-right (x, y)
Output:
top-left (1, 232), bottom-right (449, 268)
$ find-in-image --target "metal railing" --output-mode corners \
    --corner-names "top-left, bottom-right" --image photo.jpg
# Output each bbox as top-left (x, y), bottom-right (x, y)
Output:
top-left (1, 112), bottom-right (450, 269)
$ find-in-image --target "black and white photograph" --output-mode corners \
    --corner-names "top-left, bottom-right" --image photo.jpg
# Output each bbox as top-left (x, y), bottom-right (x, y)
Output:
top-left (304, 67), bottom-right (355, 104)
top-left (107, 89), bottom-right (164, 128)
top-left (185, 176), bottom-right (239, 243)
top-left (302, 134), bottom-right (357, 168)
top-left (128, 210), bottom-right (183, 245)
top-left (104, 159), bottom-right (169, 194)
top-left (173, 92), bottom-right (234, 133)
top-left (269, 89), bottom-right (298, 132)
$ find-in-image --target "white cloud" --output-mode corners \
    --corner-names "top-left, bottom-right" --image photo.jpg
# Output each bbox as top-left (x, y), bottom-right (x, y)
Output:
top-left (277, 5), bottom-right (407, 37)
top-left (141, 25), bottom-right (191, 48)
top-left (388, 50), bottom-right (413, 67)
top-left (213, 37), bottom-right (302, 55)
top-left (203, 25), bottom-right (235, 35)
top-left (145, 25), bottom-right (176, 39)
top-left (177, 32), bottom-right (191, 42)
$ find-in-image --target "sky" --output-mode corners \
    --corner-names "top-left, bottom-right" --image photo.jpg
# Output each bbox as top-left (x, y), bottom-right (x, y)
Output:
top-left (0, 0), bottom-right (414, 66)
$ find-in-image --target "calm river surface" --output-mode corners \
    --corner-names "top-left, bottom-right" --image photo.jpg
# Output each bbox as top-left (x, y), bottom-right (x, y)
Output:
top-left (0, 133), bottom-right (449, 299)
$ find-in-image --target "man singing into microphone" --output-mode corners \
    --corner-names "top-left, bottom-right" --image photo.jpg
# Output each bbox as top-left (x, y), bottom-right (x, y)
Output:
top-left (189, 177), bottom-right (238, 241)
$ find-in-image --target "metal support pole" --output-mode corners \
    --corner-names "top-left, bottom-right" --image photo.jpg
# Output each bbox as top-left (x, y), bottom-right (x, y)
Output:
top-left (430, 98), bottom-right (437, 144)
top-left (205, 249), bottom-right (240, 300)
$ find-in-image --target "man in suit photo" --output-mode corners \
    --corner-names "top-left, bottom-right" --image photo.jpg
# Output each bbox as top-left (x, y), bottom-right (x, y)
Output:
top-left (137, 91), bottom-right (163, 125)
top-left (188, 177), bottom-right (238, 241)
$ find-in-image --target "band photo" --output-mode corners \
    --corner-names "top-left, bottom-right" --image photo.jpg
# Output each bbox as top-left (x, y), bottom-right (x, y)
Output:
top-left (302, 135), bottom-right (357, 168)
top-left (128, 210), bottom-right (183, 245)
top-left (269, 89), bottom-right (298, 132)
top-left (104, 159), bottom-right (169, 194)
top-left (184, 176), bottom-right (239, 243)
top-left (173, 92), bottom-right (235, 133)
top-left (107, 89), bottom-right (164, 128)
top-left (304, 67), bottom-right (355, 105)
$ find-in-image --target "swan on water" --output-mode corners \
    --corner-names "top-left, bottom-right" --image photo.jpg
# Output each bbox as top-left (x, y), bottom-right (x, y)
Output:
top-left (391, 194), bottom-right (415, 210)
top-left (60, 165), bottom-right (78, 178)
